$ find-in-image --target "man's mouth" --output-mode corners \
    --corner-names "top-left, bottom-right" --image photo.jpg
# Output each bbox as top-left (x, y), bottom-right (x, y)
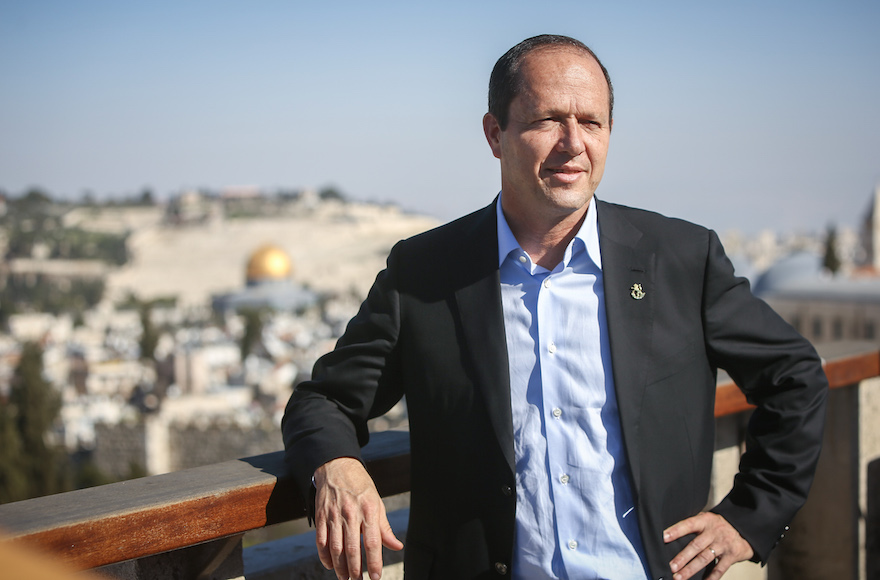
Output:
top-left (546, 166), bottom-right (586, 183)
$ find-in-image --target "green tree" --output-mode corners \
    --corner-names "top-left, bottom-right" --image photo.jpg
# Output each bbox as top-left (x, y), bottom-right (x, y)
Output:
top-left (139, 302), bottom-right (159, 361)
top-left (240, 308), bottom-right (264, 361)
top-left (0, 398), bottom-right (28, 503)
top-left (8, 342), bottom-right (64, 500)
top-left (823, 224), bottom-right (841, 275)
top-left (19, 188), bottom-right (52, 209)
top-left (318, 185), bottom-right (346, 202)
top-left (73, 458), bottom-right (114, 490)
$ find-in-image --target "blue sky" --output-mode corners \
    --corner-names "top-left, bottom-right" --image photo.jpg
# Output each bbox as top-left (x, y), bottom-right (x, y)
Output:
top-left (1, 0), bottom-right (878, 234)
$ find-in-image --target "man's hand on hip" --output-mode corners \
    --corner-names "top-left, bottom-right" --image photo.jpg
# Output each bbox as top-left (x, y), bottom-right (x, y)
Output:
top-left (663, 512), bottom-right (754, 580)
top-left (313, 457), bottom-right (404, 580)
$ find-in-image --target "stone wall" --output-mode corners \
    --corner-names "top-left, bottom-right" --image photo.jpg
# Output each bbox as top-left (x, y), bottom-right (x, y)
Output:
top-left (92, 417), bottom-right (283, 478)
top-left (93, 421), bottom-right (148, 480)
top-left (169, 422), bottom-right (283, 471)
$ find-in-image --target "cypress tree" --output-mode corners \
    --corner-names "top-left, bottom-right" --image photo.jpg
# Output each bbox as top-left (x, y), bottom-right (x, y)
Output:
top-left (139, 301), bottom-right (159, 361)
top-left (240, 308), bottom-right (264, 361)
top-left (9, 342), bottom-right (64, 499)
top-left (0, 398), bottom-right (28, 503)
top-left (822, 224), bottom-right (841, 275)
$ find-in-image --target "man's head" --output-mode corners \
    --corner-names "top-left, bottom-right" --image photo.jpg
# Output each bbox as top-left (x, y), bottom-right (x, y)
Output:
top-left (488, 35), bottom-right (614, 131)
top-left (483, 35), bottom-right (614, 226)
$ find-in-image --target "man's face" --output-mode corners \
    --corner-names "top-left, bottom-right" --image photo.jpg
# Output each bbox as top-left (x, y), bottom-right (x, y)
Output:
top-left (483, 48), bottom-right (613, 223)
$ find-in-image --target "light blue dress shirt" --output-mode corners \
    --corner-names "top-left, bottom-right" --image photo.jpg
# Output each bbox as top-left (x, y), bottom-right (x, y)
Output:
top-left (496, 195), bottom-right (649, 579)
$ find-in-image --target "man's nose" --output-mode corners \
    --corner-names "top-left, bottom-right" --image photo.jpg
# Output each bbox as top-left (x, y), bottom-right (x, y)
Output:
top-left (557, 120), bottom-right (586, 156)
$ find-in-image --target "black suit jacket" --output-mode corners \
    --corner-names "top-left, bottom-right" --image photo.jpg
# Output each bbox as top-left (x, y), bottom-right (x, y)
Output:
top-left (282, 199), bottom-right (828, 579)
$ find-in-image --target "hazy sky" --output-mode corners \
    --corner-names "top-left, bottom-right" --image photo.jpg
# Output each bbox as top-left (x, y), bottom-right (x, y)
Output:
top-left (1, 0), bottom-right (878, 234)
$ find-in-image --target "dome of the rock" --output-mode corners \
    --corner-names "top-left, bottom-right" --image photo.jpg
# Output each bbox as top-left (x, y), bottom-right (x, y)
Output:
top-left (246, 245), bottom-right (292, 284)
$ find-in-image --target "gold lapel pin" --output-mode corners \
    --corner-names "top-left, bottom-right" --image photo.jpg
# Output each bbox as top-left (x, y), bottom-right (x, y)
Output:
top-left (630, 283), bottom-right (645, 300)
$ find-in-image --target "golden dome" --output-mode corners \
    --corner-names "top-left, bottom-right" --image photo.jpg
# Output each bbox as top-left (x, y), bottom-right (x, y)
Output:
top-left (246, 244), bottom-right (292, 283)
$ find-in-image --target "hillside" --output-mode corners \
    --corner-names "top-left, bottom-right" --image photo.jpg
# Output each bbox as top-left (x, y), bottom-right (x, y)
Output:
top-left (88, 200), bottom-right (439, 308)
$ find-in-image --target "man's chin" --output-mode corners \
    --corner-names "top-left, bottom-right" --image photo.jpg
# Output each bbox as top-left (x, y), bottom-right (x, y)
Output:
top-left (541, 188), bottom-right (594, 212)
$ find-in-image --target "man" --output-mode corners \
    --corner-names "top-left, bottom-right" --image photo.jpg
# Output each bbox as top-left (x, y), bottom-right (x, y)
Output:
top-left (282, 35), bottom-right (828, 580)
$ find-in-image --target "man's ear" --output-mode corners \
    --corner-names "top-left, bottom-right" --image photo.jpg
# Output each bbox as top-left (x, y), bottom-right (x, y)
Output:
top-left (482, 113), bottom-right (503, 159)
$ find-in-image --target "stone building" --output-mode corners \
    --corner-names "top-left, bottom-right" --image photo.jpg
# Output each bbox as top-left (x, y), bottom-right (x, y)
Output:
top-left (859, 184), bottom-right (880, 270)
top-left (755, 187), bottom-right (880, 345)
top-left (211, 244), bottom-right (317, 314)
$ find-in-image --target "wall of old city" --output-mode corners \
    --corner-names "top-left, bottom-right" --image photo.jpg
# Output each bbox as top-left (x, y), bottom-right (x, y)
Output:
top-left (92, 416), bottom-right (284, 478)
top-left (169, 421), bottom-right (282, 471)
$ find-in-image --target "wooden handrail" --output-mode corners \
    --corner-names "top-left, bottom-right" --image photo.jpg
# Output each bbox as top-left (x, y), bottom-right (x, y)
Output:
top-left (714, 343), bottom-right (880, 417)
top-left (0, 430), bottom-right (410, 570)
top-left (0, 344), bottom-right (877, 571)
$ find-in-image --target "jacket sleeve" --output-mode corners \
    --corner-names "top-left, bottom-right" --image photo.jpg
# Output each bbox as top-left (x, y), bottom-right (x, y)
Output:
top-left (701, 230), bottom-right (829, 563)
top-left (281, 243), bottom-right (406, 507)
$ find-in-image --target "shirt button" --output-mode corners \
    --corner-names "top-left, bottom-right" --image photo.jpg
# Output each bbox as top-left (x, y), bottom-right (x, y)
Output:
top-left (518, 255), bottom-right (527, 264)
top-left (548, 343), bottom-right (556, 354)
top-left (552, 408), bottom-right (562, 418)
top-left (495, 562), bottom-right (509, 575)
top-left (501, 484), bottom-right (513, 497)
top-left (560, 474), bottom-right (570, 484)
top-left (568, 540), bottom-right (578, 550)
top-left (543, 278), bottom-right (552, 288)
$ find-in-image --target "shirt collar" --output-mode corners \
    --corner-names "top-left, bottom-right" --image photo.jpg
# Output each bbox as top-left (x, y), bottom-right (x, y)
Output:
top-left (496, 194), bottom-right (602, 271)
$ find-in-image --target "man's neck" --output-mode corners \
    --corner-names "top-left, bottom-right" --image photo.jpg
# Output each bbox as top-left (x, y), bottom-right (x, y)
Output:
top-left (502, 202), bottom-right (589, 270)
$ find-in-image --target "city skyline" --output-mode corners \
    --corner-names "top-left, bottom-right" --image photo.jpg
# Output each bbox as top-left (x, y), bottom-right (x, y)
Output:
top-left (1, 0), bottom-right (878, 235)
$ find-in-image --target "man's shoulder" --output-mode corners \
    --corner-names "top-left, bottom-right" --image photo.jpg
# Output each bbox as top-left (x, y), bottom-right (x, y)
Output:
top-left (597, 199), bottom-right (713, 245)
top-left (395, 201), bottom-right (496, 255)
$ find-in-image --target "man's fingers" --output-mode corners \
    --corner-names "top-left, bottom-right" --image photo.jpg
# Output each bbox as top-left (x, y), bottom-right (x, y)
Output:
top-left (312, 458), bottom-right (398, 580)
top-left (704, 555), bottom-right (733, 580)
top-left (381, 519), bottom-right (404, 551)
top-left (668, 536), bottom-right (715, 578)
top-left (672, 545), bottom-right (717, 580)
top-left (664, 512), bottom-right (754, 580)
top-left (316, 494), bottom-right (353, 579)
top-left (329, 513), bottom-right (351, 580)
top-left (314, 518), bottom-right (333, 571)
top-left (664, 513), bottom-right (713, 578)
top-left (343, 515), bottom-right (363, 579)
top-left (362, 507), bottom-right (405, 580)
top-left (663, 513), bottom-right (705, 543)
top-left (362, 517), bottom-right (385, 580)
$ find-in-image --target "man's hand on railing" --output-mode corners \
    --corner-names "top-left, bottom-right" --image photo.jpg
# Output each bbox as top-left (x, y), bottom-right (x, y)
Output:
top-left (314, 457), bottom-right (404, 580)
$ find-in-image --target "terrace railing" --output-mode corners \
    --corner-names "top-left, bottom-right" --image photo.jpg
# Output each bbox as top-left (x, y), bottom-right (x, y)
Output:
top-left (1, 342), bottom-right (878, 580)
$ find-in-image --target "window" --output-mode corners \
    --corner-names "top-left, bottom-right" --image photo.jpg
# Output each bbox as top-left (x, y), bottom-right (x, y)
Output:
top-left (812, 317), bottom-right (823, 340)
top-left (832, 317), bottom-right (843, 340)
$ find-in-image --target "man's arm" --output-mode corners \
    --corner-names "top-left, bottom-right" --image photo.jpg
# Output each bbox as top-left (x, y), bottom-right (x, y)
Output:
top-left (666, 230), bottom-right (827, 578)
top-left (282, 246), bottom-right (407, 578)
top-left (282, 242), bottom-right (405, 489)
top-left (313, 457), bottom-right (403, 580)
top-left (701, 231), bottom-right (828, 559)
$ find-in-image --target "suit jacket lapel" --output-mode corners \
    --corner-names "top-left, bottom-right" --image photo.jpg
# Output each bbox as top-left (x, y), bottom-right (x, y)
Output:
top-left (451, 202), bottom-right (515, 474)
top-left (447, 199), bottom-right (658, 481)
top-left (597, 200), bottom-right (655, 494)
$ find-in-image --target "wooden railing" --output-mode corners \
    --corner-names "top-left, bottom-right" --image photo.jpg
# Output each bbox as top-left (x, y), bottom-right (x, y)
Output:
top-left (713, 342), bottom-right (880, 416)
top-left (0, 427), bottom-right (410, 572)
top-left (0, 343), bottom-right (878, 574)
